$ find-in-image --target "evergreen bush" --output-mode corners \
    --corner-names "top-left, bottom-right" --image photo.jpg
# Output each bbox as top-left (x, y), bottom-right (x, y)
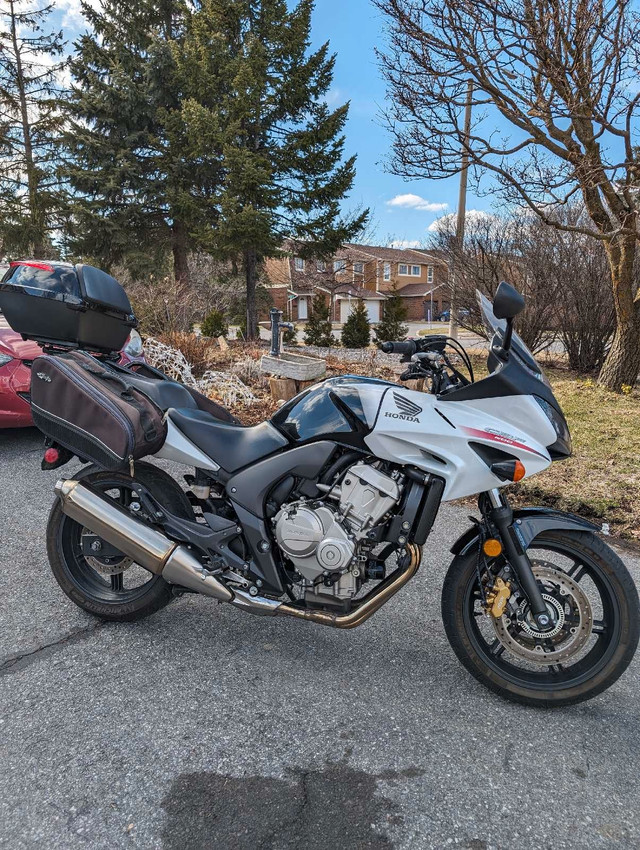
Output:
top-left (341, 299), bottom-right (371, 349)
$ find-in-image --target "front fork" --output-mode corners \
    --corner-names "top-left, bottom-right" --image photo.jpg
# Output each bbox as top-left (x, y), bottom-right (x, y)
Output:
top-left (483, 489), bottom-right (552, 630)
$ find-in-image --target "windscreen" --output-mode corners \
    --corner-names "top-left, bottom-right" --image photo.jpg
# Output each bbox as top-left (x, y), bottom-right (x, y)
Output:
top-left (476, 289), bottom-right (547, 381)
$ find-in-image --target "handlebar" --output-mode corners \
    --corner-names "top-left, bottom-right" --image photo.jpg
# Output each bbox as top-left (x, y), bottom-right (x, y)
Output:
top-left (379, 340), bottom-right (417, 356)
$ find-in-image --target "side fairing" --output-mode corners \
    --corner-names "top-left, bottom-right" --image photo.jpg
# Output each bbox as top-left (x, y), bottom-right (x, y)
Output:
top-left (365, 387), bottom-right (555, 501)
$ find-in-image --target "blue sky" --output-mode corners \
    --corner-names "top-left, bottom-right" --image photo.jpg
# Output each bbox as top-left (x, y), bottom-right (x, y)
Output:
top-left (310, 0), bottom-right (489, 246)
top-left (50, 0), bottom-right (490, 246)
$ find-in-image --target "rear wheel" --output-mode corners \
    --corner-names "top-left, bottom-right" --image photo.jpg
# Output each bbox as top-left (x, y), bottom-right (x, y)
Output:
top-left (47, 463), bottom-right (195, 621)
top-left (441, 530), bottom-right (639, 706)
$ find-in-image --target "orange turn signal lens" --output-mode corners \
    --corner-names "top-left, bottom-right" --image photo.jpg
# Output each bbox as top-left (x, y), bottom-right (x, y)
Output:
top-left (513, 460), bottom-right (526, 482)
top-left (483, 538), bottom-right (503, 558)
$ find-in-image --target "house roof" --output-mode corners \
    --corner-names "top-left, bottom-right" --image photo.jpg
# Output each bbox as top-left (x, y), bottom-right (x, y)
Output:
top-left (344, 243), bottom-right (442, 265)
top-left (334, 283), bottom-right (387, 300)
top-left (394, 282), bottom-right (436, 297)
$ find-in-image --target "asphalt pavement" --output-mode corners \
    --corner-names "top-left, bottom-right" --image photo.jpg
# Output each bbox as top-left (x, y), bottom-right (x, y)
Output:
top-left (1, 427), bottom-right (639, 850)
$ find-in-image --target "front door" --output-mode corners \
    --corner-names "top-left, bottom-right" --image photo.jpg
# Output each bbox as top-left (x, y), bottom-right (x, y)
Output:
top-left (298, 296), bottom-right (308, 320)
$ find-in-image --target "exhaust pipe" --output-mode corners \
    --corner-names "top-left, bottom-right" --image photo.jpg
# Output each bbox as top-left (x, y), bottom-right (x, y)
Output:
top-left (55, 479), bottom-right (233, 602)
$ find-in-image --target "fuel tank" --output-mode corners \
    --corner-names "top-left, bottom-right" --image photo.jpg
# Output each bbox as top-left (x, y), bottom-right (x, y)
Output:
top-left (270, 376), bottom-right (393, 449)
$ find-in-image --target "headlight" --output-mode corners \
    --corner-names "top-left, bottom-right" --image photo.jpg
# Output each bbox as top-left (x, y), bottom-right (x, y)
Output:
top-left (123, 329), bottom-right (144, 358)
top-left (534, 396), bottom-right (572, 459)
top-left (0, 353), bottom-right (14, 368)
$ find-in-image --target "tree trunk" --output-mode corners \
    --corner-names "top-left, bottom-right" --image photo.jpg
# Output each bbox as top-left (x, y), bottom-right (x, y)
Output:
top-left (598, 233), bottom-right (640, 391)
top-left (171, 220), bottom-right (190, 295)
top-left (245, 248), bottom-right (258, 340)
top-left (10, 0), bottom-right (44, 256)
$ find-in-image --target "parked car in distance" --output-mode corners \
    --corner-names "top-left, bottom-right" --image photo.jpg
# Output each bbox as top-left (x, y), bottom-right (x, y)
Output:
top-left (434, 308), bottom-right (470, 323)
top-left (0, 312), bottom-right (145, 428)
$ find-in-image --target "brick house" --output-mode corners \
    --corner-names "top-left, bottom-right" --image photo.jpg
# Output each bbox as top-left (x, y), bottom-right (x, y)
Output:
top-left (264, 242), bottom-right (449, 324)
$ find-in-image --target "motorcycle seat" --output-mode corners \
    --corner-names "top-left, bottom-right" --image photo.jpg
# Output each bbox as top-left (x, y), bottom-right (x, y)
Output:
top-left (166, 407), bottom-right (288, 472)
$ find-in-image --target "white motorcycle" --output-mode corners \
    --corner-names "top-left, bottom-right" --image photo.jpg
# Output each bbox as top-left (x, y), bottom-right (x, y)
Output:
top-left (4, 264), bottom-right (636, 706)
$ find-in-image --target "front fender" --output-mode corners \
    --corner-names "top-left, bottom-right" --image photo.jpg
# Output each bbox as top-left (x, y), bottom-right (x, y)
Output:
top-left (450, 507), bottom-right (600, 556)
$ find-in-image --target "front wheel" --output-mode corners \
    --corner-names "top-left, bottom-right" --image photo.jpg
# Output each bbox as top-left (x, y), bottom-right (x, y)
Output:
top-left (441, 530), bottom-right (639, 706)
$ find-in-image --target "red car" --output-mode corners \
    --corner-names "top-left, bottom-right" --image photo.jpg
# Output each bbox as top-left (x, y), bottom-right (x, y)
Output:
top-left (0, 312), bottom-right (145, 428)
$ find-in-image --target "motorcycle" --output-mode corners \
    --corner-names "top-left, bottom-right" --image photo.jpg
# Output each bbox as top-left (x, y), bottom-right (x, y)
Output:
top-left (2, 262), bottom-right (637, 706)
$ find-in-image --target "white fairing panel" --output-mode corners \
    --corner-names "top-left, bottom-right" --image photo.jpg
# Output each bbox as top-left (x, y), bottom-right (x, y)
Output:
top-left (154, 418), bottom-right (220, 472)
top-left (365, 387), bottom-right (555, 501)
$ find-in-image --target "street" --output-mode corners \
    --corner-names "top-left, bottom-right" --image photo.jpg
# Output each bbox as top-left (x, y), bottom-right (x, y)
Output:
top-left (1, 427), bottom-right (639, 849)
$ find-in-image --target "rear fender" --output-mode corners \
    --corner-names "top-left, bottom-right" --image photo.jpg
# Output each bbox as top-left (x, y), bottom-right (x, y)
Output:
top-left (450, 507), bottom-right (600, 556)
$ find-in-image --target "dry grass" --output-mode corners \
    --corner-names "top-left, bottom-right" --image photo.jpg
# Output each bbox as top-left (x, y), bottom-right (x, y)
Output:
top-left (512, 371), bottom-right (640, 540)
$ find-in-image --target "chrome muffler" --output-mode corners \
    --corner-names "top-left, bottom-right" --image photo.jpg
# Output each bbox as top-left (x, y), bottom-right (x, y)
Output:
top-left (54, 479), bottom-right (233, 602)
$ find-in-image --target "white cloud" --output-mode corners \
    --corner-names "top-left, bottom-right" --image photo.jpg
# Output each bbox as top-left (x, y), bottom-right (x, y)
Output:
top-left (55, 0), bottom-right (101, 27)
top-left (387, 194), bottom-right (448, 213)
top-left (427, 209), bottom-right (494, 233)
top-left (388, 239), bottom-right (422, 249)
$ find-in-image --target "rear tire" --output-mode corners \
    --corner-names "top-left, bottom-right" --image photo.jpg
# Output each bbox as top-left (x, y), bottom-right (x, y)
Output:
top-left (441, 530), bottom-right (639, 707)
top-left (47, 462), bottom-right (195, 622)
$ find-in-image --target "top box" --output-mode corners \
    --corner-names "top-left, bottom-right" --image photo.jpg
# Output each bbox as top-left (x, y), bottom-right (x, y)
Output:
top-left (0, 261), bottom-right (137, 353)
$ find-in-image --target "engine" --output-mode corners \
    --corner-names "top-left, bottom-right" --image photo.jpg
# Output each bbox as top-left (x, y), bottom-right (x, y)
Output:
top-left (273, 462), bottom-right (403, 602)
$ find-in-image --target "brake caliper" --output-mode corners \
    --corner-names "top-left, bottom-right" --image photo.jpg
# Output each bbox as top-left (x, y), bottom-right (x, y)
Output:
top-left (485, 577), bottom-right (511, 618)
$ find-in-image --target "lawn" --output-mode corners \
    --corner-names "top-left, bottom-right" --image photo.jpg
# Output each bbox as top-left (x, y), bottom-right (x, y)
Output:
top-left (511, 369), bottom-right (640, 541)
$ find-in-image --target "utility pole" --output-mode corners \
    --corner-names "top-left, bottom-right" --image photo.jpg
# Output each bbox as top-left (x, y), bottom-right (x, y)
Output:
top-left (449, 80), bottom-right (473, 340)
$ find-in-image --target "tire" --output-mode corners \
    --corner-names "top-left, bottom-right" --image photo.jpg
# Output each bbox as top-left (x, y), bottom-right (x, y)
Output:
top-left (441, 530), bottom-right (639, 707)
top-left (47, 462), bottom-right (195, 622)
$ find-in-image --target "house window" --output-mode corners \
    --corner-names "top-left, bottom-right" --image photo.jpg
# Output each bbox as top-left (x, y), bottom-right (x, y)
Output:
top-left (353, 262), bottom-right (364, 274)
top-left (399, 263), bottom-right (421, 276)
top-left (427, 265), bottom-right (434, 283)
top-left (383, 262), bottom-right (391, 281)
top-left (333, 259), bottom-right (347, 273)
top-left (294, 257), bottom-right (305, 271)
top-left (316, 261), bottom-right (326, 272)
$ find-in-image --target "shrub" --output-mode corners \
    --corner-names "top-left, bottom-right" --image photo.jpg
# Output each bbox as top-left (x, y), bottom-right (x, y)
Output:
top-left (282, 324), bottom-right (298, 345)
top-left (341, 299), bottom-right (371, 349)
top-left (374, 284), bottom-right (408, 343)
top-left (304, 293), bottom-right (335, 346)
top-left (201, 309), bottom-right (228, 338)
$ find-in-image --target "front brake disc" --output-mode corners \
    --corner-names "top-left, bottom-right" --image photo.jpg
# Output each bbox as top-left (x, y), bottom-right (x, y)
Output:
top-left (491, 562), bottom-right (593, 665)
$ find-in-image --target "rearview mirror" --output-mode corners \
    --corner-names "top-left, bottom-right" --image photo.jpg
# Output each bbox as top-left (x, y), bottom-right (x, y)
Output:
top-left (493, 281), bottom-right (525, 320)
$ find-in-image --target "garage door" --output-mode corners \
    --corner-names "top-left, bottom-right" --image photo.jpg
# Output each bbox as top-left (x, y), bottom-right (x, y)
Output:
top-left (366, 301), bottom-right (380, 323)
top-left (340, 299), bottom-right (380, 323)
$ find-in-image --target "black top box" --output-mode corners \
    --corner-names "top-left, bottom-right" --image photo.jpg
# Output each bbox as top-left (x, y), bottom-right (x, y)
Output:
top-left (0, 260), bottom-right (137, 353)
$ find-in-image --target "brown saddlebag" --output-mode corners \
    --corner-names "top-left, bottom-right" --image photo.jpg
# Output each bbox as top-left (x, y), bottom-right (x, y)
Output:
top-left (30, 351), bottom-right (167, 470)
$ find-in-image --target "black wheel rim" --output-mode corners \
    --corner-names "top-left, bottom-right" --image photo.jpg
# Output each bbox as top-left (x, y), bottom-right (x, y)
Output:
top-left (58, 477), bottom-right (162, 605)
top-left (462, 537), bottom-right (621, 693)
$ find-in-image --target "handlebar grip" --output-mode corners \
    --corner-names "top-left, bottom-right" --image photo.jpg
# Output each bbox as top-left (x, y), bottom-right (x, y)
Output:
top-left (379, 340), bottom-right (417, 356)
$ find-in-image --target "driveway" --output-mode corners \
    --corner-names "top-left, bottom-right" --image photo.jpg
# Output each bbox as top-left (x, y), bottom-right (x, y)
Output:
top-left (1, 428), bottom-right (639, 849)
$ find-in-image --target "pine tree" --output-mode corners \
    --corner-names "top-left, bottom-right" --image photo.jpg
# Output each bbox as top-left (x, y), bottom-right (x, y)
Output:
top-left (0, 1), bottom-right (66, 257)
top-left (62, 0), bottom-right (220, 289)
top-left (179, 0), bottom-right (368, 338)
top-left (341, 299), bottom-right (370, 349)
top-left (303, 292), bottom-right (335, 346)
top-left (374, 283), bottom-right (408, 343)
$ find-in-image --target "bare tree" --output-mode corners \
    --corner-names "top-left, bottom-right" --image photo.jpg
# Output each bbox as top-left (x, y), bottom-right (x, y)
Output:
top-left (429, 211), bottom-right (560, 353)
top-left (376, 0), bottom-right (640, 389)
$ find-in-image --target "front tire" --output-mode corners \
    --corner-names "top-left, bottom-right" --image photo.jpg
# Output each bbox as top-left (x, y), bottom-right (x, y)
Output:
top-left (47, 463), bottom-right (195, 622)
top-left (441, 530), bottom-right (639, 707)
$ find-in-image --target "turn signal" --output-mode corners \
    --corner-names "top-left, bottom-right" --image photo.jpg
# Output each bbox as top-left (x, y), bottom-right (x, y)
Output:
top-left (490, 459), bottom-right (526, 482)
top-left (483, 538), bottom-right (503, 558)
top-left (513, 460), bottom-right (526, 482)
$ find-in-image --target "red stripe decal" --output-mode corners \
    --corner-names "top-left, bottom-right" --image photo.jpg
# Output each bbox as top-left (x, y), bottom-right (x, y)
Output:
top-left (463, 426), bottom-right (547, 458)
